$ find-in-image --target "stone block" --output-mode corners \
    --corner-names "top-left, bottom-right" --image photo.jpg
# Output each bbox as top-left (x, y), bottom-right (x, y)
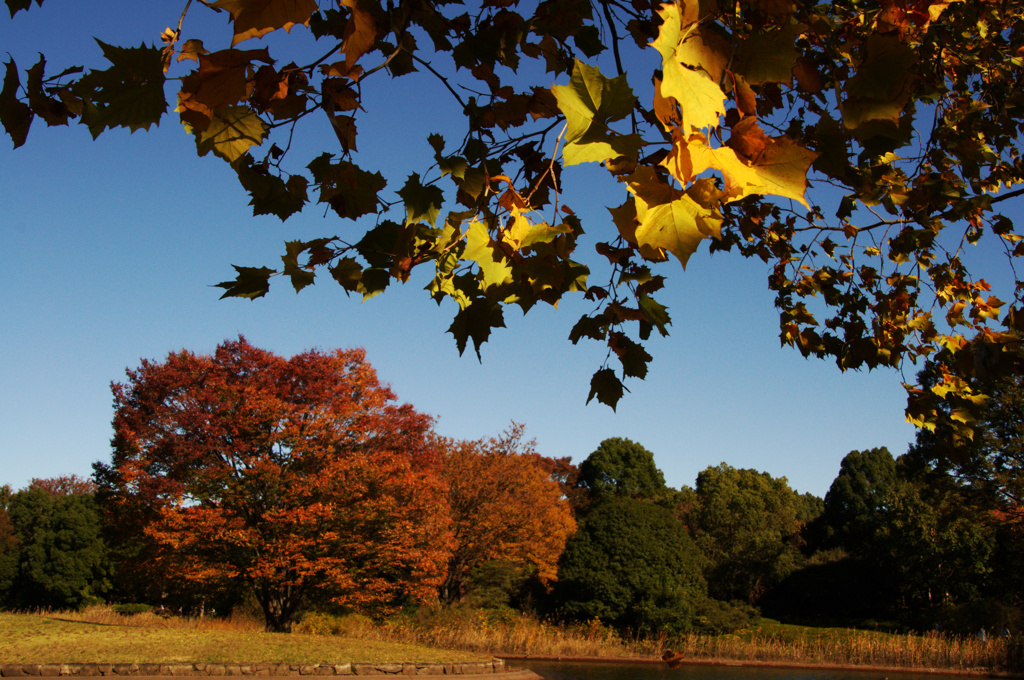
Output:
top-left (205, 666), bottom-right (225, 677)
top-left (1, 665), bottom-right (28, 677)
top-left (138, 666), bottom-right (160, 677)
top-left (298, 667), bottom-right (315, 677)
top-left (350, 666), bottom-right (381, 676)
top-left (168, 666), bottom-right (194, 677)
top-left (224, 667), bottom-right (243, 676)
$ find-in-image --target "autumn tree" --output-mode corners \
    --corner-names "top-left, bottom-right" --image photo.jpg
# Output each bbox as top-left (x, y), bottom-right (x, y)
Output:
top-left (438, 423), bottom-right (576, 604)
top-left (28, 474), bottom-right (97, 496)
top-left (95, 337), bottom-right (452, 632)
top-left (3, 0), bottom-right (1023, 434)
top-left (0, 488), bottom-right (18, 604)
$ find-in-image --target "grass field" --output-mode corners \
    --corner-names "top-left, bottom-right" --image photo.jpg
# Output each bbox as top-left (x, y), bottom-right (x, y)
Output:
top-left (0, 610), bottom-right (486, 665)
top-left (4, 606), bottom-right (1022, 675)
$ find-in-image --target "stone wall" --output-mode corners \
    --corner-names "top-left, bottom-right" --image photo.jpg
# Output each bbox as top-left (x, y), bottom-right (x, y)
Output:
top-left (0, 661), bottom-right (515, 678)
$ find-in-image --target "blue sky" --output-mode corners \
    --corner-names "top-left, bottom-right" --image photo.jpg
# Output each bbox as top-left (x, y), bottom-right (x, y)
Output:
top-left (0, 1), bottom-right (962, 498)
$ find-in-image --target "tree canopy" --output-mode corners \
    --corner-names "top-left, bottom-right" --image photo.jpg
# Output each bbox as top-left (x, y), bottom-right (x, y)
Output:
top-left (3, 0), bottom-right (1023, 436)
top-left (438, 423), bottom-right (576, 603)
top-left (95, 336), bottom-right (451, 632)
top-left (555, 496), bottom-right (706, 636)
top-left (690, 463), bottom-right (806, 603)
top-left (576, 436), bottom-right (669, 502)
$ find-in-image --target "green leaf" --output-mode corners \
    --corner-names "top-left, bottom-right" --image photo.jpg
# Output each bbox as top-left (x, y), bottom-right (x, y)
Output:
top-left (356, 267), bottom-right (390, 300)
top-left (6, 0), bottom-right (42, 19)
top-left (562, 131), bottom-right (643, 167)
top-left (398, 173), bottom-right (444, 227)
top-left (587, 367), bottom-right (625, 409)
top-left (609, 332), bottom-right (652, 379)
top-left (329, 256), bottom-right (363, 293)
top-left (215, 265), bottom-right (275, 299)
top-left (0, 59), bottom-right (32, 148)
top-left (26, 56), bottom-right (71, 126)
top-left (448, 299), bottom-right (505, 359)
top-left (552, 59), bottom-right (636, 146)
top-left (234, 158), bottom-right (308, 220)
top-left (733, 25), bottom-right (800, 85)
top-left (639, 293), bottom-right (671, 338)
top-left (281, 240), bottom-right (316, 292)
top-left (841, 34), bottom-right (918, 129)
top-left (307, 153), bottom-right (386, 220)
top-left (76, 40), bottom-right (166, 138)
top-left (463, 219), bottom-right (513, 292)
top-left (569, 314), bottom-right (607, 344)
top-left (194, 105), bottom-right (268, 163)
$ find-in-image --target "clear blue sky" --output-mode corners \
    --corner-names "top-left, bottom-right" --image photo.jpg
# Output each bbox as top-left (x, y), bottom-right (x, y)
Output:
top-left (1, 0), bottom-right (977, 499)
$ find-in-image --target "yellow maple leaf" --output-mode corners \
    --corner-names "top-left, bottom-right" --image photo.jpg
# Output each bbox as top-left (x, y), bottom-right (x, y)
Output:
top-left (667, 127), bottom-right (818, 206)
top-left (624, 166), bottom-right (723, 267)
top-left (651, 2), bottom-right (727, 132)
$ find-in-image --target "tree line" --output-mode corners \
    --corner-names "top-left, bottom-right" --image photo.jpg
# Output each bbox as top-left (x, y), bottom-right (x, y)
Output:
top-left (1, 337), bottom-right (1022, 635)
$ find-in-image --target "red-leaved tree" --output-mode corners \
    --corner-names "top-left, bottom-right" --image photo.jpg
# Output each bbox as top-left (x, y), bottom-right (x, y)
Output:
top-left (95, 337), bottom-right (452, 632)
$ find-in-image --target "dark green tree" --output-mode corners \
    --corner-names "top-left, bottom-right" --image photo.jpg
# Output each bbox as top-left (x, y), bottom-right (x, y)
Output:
top-left (7, 486), bottom-right (110, 609)
top-left (692, 463), bottom-right (808, 604)
top-left (820, 448), bottom-right (900, 552)
top-left (555, 497), bottom-right (706, 636)
top-left (576, 438), bottom-right (669, 504)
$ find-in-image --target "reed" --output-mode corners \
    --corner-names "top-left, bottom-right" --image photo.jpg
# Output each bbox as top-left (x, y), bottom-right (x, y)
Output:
top-left (315, 606), bottom-right (1023, 674)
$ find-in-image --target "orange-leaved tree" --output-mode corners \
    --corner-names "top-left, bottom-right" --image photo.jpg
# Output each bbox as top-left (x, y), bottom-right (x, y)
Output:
top-left (95, 337), bottom-right (452, 632)
top-left (438, 423), bottom-right (576, 603)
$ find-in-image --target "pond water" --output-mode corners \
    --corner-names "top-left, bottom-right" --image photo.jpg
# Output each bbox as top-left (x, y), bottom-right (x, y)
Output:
top-left (509, 660), bottom-right (969, 680)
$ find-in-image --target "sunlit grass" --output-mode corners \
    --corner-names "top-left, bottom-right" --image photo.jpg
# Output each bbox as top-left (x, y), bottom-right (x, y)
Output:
top-left (0, 607), bottom-right (486, 665)
top-left (6, 606), bottom-right (1022, 674)
top-left (301, 607), bottom-right (1023, 674)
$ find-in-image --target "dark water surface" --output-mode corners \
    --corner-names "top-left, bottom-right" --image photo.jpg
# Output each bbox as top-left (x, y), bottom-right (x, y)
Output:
top-left (509, 660), bottom-right (969, 680)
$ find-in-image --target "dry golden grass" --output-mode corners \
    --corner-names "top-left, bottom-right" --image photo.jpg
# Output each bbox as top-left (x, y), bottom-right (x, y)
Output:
top-left (307, 606), bottom-right (1024, 674)
top-left (8, 606), bottom-right (1022, 674)
top-left (0, 608), bottom-right (486, 665)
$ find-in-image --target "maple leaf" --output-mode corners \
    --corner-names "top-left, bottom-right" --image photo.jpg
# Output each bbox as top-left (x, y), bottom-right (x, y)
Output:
top-left (448, 298), bottom-right (506, 359)
top-left (338, 0), bottom-right (378, 73)
top-left (463, 219), bottom-right (514, 292)
top-left (212, 0), bottom-right (318, 46)
top-left (625, 168), bottom-right (724, 268)
top-left (587, 367), bottom-right (625, 409)
top-left (552, 60), bottom-right (639, 166)
top-left (841, 34), bottom-right (918, 129)
top-left (0, 59), bottom-right (32, 148)
top-left (307, 153), bottom-right (386, 220)
top-left (75, 41), bottom-right (167, 138)
top-left (178, 48), bottom-right (273, 131)
top-left (651, 2), bottom-right (727, 132)
top-left (667, 126), bottom-right (817, 207)
top-left (398, 173), bottom-right (444, 227)
top-left (732, 24), bottom-right (801, 85)
top-left (5, 0), bottom-right (41, 18)
top-left (234, 157), bottom-right (308, 220)
top-left (193, 105), bottom-right (269, 163)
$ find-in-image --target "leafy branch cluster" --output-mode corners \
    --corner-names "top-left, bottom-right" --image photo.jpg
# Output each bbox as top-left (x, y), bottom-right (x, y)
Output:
top-left (3, 0), bottom-right (1023, 439)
